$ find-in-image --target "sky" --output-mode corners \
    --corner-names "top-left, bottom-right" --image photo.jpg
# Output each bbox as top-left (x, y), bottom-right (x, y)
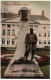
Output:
top-left (1, 1), bottom-right (50, 19)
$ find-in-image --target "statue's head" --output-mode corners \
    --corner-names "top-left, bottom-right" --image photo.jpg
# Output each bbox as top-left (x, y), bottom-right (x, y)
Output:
top-left (30, 28), bottom-right (33, 34)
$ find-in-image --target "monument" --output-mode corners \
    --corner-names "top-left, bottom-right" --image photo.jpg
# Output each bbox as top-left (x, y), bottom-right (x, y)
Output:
top-left (24, 28), bottom-right (38, 61)
top-left (4, 7), bottom-right (44, 78)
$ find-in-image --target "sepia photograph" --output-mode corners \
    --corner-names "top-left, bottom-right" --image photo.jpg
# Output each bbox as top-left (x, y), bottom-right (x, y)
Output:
top-left (1, 1), bottom-right (50, 79)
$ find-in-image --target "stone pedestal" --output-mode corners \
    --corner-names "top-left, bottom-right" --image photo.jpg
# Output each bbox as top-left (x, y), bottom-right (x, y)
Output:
top-left (4, 60), bottom-right (44, 78)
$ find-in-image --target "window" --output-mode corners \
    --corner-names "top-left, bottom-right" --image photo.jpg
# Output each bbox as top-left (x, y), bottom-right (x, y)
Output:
top-left (2, 29), bottom-right (6, 35)
top-left (44, 27), bottom-right (46, 29)
top-left (43, 32), bottom-right (46, 37)
top-left (39, 40), bottom-right (42, 44)
top-left (7, 24), bottom-right (11, 28)
top-left (43, 40), bottom-right (46, 44)
top-left (29, 25), bottom-right (33, 27)
top-left (34, 26), bottom-right (37, 31)
top-left (48, 31), bottom-right (50, 37)
top-left (34, 25), bottom-right (38, 27)
top-left (12, 30), bottom-right (15, 36)
top-left (39, 32), bottom-right (42, 37)
top-left (12, 24), bottom-right (15, 27)
top-left (12, 39), bottom-right (15, 45)
top-left (7, 30), bottom-right (10, 36)
top-left (48, 40), bottom-right (50, 44)
top-left (2, 38), bottom-right (5, 44)
top-left (2, 24), bottom-right (6, 27)
top-left (7, 38), bottom-right (10, 45)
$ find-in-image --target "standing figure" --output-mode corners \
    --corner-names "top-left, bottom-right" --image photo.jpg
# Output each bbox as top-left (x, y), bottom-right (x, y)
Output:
top-left (24, 28), bottom-right (38, 61)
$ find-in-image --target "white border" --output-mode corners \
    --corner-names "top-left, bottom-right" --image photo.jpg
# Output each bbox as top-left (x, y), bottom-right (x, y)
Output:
top-left (0, 0), bottom-right (1, 79)
top-left (1, 0), bottom-right (50, 1)
top-left (50, 0), bottom-right (51, 79)
top-left (0, 0), bottom-right (51, 80)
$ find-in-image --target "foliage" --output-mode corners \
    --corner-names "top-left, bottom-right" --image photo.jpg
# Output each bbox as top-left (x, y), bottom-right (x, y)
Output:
top-left (1, 49), bottom-right (15, 54)
top-left (36, 47), bottom-right (50, 51)
top-left (36, 54), bottom-right (50, 66)
top-left (1, 58), bottom-right (11, 66)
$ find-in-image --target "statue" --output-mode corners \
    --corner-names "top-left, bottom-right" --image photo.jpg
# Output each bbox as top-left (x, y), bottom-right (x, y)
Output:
top-left (24, 28), bottom-right (38, 61)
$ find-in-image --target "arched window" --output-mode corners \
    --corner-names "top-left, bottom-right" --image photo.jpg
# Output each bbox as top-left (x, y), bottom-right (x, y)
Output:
top-left (43, 40), bottom-right (46, 44)
top-left (44, 27), bottom-right (46, 29)
top-left (12, 39), bottom-right (15, 45)
top-left (39, 31), bottom-right (42, 37)
top-left (43, 32), bottom-right (46, 37)
top-left (7, 30), bottom-right (10, 36)
top-left (2, 24), bottom-right (6, 27)
top-left (7, 24), bottom-right (11, 28)
top-left (12, 30), bottom-right (15, 36)
top-left (48, 40), bottom-right (50, 44)
top-left (12, 24), bottom-right (15, 27)
top-left (7, 38), bottom-right (10, 45)
top-left (39, 40), bottom-right (42, 44)
top-left (2, 38), bottom-right (5, 44)
top-left (2, 29), bottom-right (6, 35)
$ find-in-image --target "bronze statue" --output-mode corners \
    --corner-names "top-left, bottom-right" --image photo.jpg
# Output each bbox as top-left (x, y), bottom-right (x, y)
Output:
top-left (24, 28), bottom-right (38, 61)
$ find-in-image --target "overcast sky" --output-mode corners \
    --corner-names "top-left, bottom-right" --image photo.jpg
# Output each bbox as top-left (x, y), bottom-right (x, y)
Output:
top-left (1, 1), bottom-right (50, 19)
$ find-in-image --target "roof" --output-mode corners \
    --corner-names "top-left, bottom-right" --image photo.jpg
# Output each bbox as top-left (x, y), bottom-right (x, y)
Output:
top-left (1, 13), bottom-right (50, 25)
top-left (38, 20), bottom-right (50, 25)
top-left (1, 13), bottom-right (49, 21)
top-left (30, 15), bottom-right (49, 20)
top-left (1, 15), bottom-right (20, 23)
top-left (29, 19), bottom-right (40, 24)
top-left (1, 13), bottom-right (17, 18)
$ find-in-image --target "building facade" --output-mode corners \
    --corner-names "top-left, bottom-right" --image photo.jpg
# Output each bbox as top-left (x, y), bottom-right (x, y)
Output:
top-left (1, 7), bottom-right (50, 49)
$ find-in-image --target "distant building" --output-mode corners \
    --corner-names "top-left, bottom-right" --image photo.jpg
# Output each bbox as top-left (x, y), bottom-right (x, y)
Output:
top-left (1, 7), bottom-right (50, 49)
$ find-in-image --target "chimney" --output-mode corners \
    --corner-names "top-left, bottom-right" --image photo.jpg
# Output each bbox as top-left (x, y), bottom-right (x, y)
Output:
top-left (42, 10), bottom-right (44, 16)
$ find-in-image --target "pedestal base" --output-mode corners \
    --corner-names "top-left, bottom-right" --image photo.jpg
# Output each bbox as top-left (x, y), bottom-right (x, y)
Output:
top-left (4, 60), bottom-right (44, 78)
